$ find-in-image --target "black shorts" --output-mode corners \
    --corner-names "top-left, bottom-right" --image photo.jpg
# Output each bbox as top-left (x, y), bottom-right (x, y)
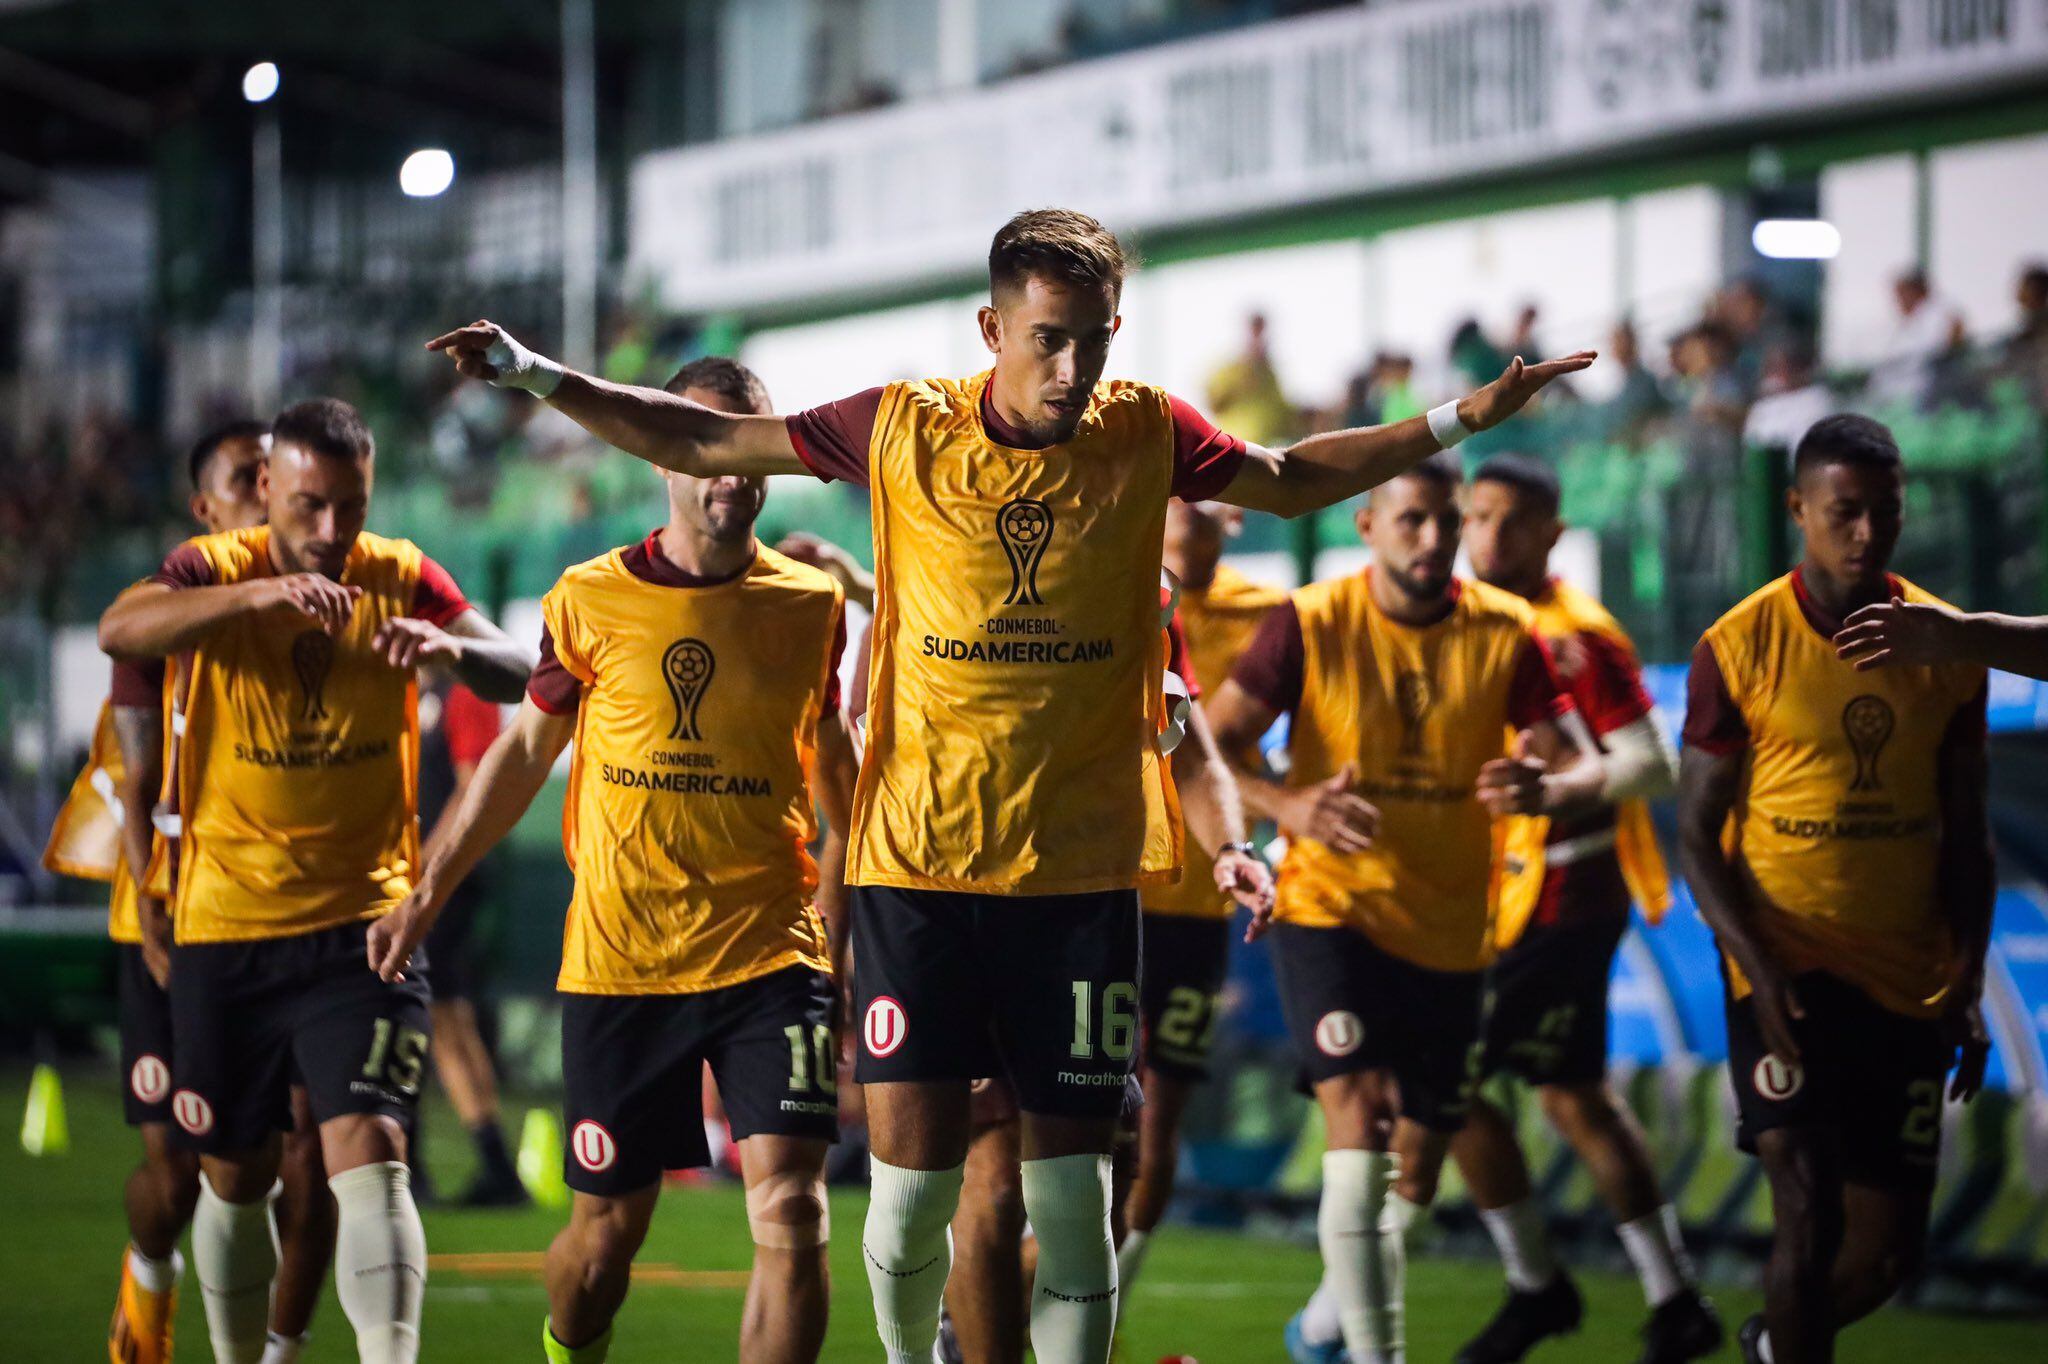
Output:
top-left (1271, 922), bottom-right (1485, 1132)
top-left (420, 877), bottom-right (481, 1001)
top-left (851, 885), bottom-right (1141, 1120)
top-left (1725, 970), bottom-right (1952, 1190)
top-left (167, 919), bottom-right (432, 1154)
top-left (117, 944), bottom-right (177, 1127)
top-left (561, 966), bottom-right (838, 1196)
top-left (1139, 913), bottom-right (1231, 1082)
top-left (1477, 916), bottom-right (1627, 1087)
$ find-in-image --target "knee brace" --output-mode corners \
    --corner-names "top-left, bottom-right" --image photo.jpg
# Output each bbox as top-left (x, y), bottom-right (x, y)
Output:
top-left (746, 1173), bottom-right (830, 1250)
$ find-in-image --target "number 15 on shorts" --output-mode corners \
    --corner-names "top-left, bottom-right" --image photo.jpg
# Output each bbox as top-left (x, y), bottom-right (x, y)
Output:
top-left (1070, 980), bottom-right (1137, 1061)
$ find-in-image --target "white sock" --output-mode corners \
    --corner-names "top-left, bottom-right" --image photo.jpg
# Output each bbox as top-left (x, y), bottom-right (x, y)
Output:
top-left (1478, 1198), bottom-right (1559, 1292)
top-left (258, 1332), bottom-right (309, 1364)
top-left (863, 1158), bottom-right (963, 1364)
top-left (1116, 1228), bottom-right (1152, 1298)
top-left (128, 1245), bottom-right (183, 1294)
top-left (1616, 1203), bottom-right (1696, 1307)
top-left (192, 1174), bottom-right (279, 1364)
top-left (329, 1161), bottom-right (427, 1364)
top-left (1023, 1154), bottom-right (1118, 1363)
top-left (1757, 1326), bottom-right (1775, 1363)
top-left (1318, 1149), bottom-right (1413, 1364)
top-left (1298, 1277), bottom-right (1344, 1346)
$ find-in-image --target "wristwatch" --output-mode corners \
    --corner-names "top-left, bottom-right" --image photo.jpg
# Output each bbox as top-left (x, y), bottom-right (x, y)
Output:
top-left (1217, 840), bottom-right (1260, 860)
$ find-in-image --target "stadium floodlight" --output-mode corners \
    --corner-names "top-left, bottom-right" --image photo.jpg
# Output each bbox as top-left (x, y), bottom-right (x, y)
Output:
top-left (399, 149), bottom-right (456, 198)
top-left (241, 62), bottom-right (280, 104)
top-left (1752, 218), bottom-right (1841, 260)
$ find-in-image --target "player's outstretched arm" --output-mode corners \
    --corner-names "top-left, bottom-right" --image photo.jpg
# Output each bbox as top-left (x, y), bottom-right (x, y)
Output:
top-left (100, 575), bottom-right (360, 658)
top-left (1678, 745), bottom-right (1803, 1062)
top-left (367, 698), bottom-right (572, 981)
top-left (425, 321), bottom-right (805, 477)
top-left (1838, 598), bottom-right (2048, 679)
top-left (1170, 702), bottom-right (1276, 938)
top-left (1936, 706), bottom-right (1995, 1100)
top-left (1216, 352), bottom-right (1596, 518)
top-left (111, 703), bottom-right (170, 986)
top-left (371, 607), bottom-right (535, 704)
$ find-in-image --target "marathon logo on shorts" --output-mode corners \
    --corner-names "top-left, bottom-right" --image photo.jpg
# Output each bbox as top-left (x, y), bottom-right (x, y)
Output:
top-left (1315, 1010), bottom-right (1364, 1058)
top-left (1753, 1054), bottom-right (1804, 1101)
top-left (571, 1119), bottom-right (617, 1173)
top-left (864, 996), bottom-right (907, 1059)
top-left (172, 1090), bottom-right (214, 1137)
top-left (130, 1054), bottom-right (170, 1105)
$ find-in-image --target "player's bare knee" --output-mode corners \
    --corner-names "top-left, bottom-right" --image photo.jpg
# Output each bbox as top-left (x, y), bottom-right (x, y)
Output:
top-left (319, 1111), bottom-right (406, 1173)
top-left (573, 1203), bottom-right (651, 1279)
top-left (1538, 1081), bottom-right (1612, 1138)
top-left (746, 1173), bottom-right (830, 1251)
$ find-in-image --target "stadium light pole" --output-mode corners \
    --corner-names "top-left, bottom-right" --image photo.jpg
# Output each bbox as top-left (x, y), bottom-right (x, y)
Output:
top-left (244, 62), bottom-right (284, 414)
top-left (561, 0), bottom-right (599, 373)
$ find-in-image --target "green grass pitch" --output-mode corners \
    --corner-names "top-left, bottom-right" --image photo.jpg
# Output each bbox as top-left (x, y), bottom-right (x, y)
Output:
top-left (7, 1072), bottom-right (2045, 1361)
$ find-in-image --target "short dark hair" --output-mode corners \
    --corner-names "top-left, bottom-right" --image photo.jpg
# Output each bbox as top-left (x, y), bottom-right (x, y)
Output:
top-left (989, 208), bottom-right (1134, 303)
top-left (664, 356), bottom-right (772, 413)
top-left (271, 398), bottom-right (374, 463)
top-left (1472, 453), bottom-right (1561, 517)
top-left (188, 418), bottom-right (268, 490)
top-left (1793, 413), bottom-right (1902, 484)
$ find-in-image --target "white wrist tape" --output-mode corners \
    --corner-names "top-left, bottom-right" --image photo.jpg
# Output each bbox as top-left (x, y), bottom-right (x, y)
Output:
top-left (1599, 714), bottom-right (1679, 803)
top-left (483, 332), bottom-right (564, 399)
top-left (1425, 400), bottom-right (1471, 450)
top-left (1158, 671), bottom-right (1192, 755)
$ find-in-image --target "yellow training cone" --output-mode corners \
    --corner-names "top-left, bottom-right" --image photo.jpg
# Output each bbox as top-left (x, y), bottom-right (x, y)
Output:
top-left (518, 1107), bottom-right (570, 1211)
top-left (20, 1063), bottom-right (69, 1156)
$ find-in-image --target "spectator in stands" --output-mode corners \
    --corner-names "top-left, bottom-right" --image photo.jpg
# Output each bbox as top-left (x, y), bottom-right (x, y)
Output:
top-left (1712, 277), bottom-right (1777, 397)
top-left (1869, 266), bottom-right (1966, 407)
top-left (1205, 312), bottom-right (1299, 446)
top-left (1598, 318), bottom-right (1669, 445)
top-left (1997, 261), bottom-right (2048, 409)
top-left (1670, 322), bottom-right (1748, 452)
top-left (1743, 335), bottom-right (1833, 463)
top-left (1450, 316), bottom-right (1511, 391)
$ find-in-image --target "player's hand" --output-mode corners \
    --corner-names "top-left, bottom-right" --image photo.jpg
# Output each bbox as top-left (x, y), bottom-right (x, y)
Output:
top-left (255, 573), bottom-right (362, 635)
top-left (1214, 846), bottom-right (1276, 941)
top-left (776, 532), bottom-right (853, 575)
top-left (1745, 956), bottom-right (1806, 1066)
top-left (1476, 732), bottom-right (1549, 815)
top-left (1286, 764), bottom-right (1378, 853)
top-left (371, 617), bottom-right (463, 672)
top-left (425, 320), bottom-right (563, 396)
top-left (1944, 998), bottom-right (1991, 1102)
top-left (137, 895), bottom-right (173, 989)
top-left (1459, 351), bottom-right (1598, 431)
top-left (366, 894), bottom-right (432, 982)
top-left (1833, 597), bottom-right (1964, 671)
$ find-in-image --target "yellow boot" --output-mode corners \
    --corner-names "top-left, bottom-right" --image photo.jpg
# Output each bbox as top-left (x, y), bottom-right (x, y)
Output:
top-left (108, 1248), bottom-right (179, 1364)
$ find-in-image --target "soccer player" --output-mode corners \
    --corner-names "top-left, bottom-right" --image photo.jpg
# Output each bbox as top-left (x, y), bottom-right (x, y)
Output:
top-left (367, 358), bottom-right (857, 1364)
top-left (57, 419), bottom-right (337, 1364)
top-left (413, 676), bottom-right (527, 1207)
top-left (98, 398), bottom-right (532, 1364)
top-left (1119, 500), bottom-right (1287, 1296)
top-left (427, 206), bottom-right (1588, 1364)
top-left (1206, 453), bottom-right (1604, 1364)
top-left (1678, 415), bottom-right (1993, 1364)
top-left (1450, 455), bottom-right (1720, 1363)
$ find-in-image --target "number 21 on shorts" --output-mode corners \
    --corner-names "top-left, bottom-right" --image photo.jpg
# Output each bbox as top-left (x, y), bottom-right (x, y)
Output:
top-left (1069, 980), bottom-right (1138, 1061)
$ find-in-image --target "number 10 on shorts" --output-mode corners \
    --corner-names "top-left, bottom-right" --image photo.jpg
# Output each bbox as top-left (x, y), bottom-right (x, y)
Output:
top-left (1069, 980), bottom-right (1137, 1061)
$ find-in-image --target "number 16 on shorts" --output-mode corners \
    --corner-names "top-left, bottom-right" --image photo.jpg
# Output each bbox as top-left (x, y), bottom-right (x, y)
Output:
top-left (1069, 980), bottom-right (1137, 1061)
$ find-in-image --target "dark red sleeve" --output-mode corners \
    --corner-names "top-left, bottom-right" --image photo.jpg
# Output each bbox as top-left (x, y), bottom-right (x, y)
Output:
top-left (150, 543), bottom-right (215, 590)
top-left (1565, 630), bottom-right (1655, 736)
top-left (110, 656), bottom-right (166, 707)
top-left (785, 387), bottom-right (884, 487)
top-left (1166, 394), bottom-right (1249, 502)
top-left (526, 624), bottom-right (583, 715)
top-left (1166, 612), bottom-right (1200, 701)
top-left (1506, 633), bottom-right (1575, 730)
top-left (442, 685), bottom-right (502, 764)
top-left (818, 608), bottom-right (847, 723)
top-left (1681, 638), bottom-right (1749, 754)
top-left (1231, 600), bottom-right (1305, 715)
top-left (410, 555), bottom-right (472, 628)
